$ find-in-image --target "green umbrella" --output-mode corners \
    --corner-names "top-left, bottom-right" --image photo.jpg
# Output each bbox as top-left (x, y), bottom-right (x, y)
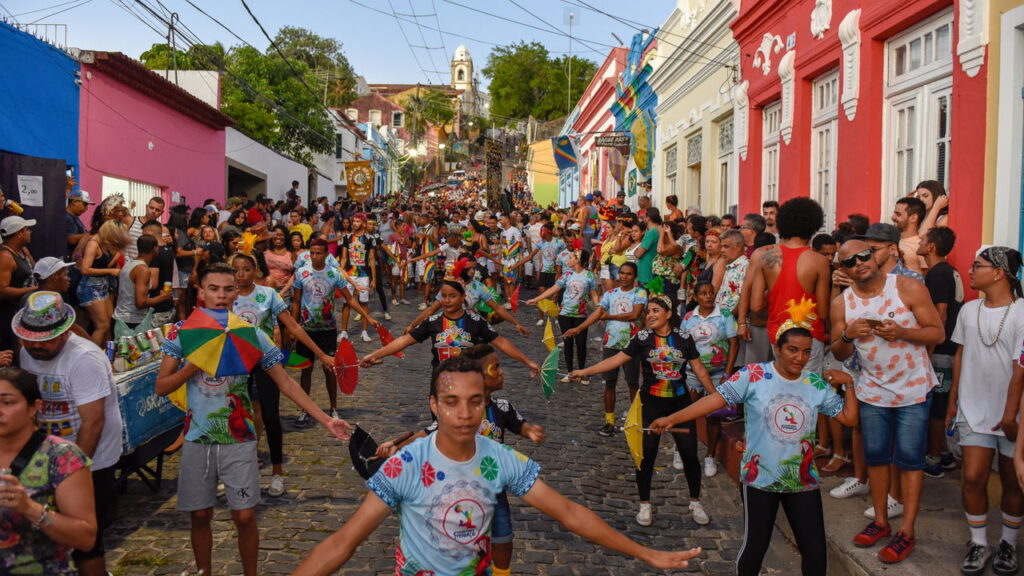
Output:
top-left (540, 346), bottom-right (561, 400)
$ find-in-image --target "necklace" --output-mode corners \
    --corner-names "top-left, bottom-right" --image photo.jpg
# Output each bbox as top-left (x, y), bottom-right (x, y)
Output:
top-left (977, 299), bottom-right (1014, 347)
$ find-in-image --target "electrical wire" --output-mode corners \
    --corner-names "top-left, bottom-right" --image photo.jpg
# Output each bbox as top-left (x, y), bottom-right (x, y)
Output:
top-left (24, 0), bottom-right (92, 25)
top-left (12, 0), bottom-right (80, 18)
top-left (442, 0), bottom-right (606, 56)
top-left (386, 0), bottom-right (435, 85)
top-left (406, 0), bottom-right (447, 85)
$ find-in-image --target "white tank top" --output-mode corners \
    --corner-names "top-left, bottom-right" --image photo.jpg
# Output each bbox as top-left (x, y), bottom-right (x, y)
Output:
top-left (843, 274), bottom-right (936, 407)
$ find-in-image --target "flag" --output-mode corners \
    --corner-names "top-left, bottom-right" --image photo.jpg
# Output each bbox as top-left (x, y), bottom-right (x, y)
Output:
top-left (543, 318), bottom-right (556, 351)
top-left (551, 136), bottom-right (579, 171)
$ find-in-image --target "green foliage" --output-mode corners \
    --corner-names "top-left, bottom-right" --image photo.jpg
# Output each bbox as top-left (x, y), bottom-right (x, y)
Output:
top-left (273, 26), bottom-right (357, 108)
top-left (402, 88), bottom-right (458, 145)
top-left (482, 41), bottom-right (599, 122)
top-left (399, 158), bottom-right (425, 190)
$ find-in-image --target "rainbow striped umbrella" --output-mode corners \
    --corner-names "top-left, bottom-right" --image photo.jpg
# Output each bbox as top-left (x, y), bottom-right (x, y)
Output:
top-left (178, 308), bottom-right (263, 377)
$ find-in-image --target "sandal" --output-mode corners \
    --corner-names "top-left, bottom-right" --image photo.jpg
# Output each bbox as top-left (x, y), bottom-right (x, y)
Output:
top-left (813, 444), bottom-right (832, 458)
top-left (821, 454), bottom-right (851, 473)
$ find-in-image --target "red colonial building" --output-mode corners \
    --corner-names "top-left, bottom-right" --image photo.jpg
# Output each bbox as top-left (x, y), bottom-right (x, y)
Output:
top-left (732, 0), bottom-right (987, 267)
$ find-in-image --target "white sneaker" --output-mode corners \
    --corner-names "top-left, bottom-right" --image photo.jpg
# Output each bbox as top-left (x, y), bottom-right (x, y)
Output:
top-left (360, 331), bottom-right (372, 342)
top-left (636, 503), bottom-right (653, 526)
top-left (672, 452), bottom-right (684, 470)
top-left (560, 375), bottom-right (572, 383)
top-left (268, 475), bottom-right (285, 498)
top-left (353, 313), bottom-right (362, 322)
top-left (384, 312), bottom-right (392, 320)
top-left (339, 331), bottom-right (349, 342)
top-left (401, 298), bottom-right (410, 305)
top-left (830, 477), bottom-right (870, 499)
top-left (536, 318), bottom-right (545, 326)
top-left (418, 303), bottom-right (427, 310)
top-left (392, 299), bottom-right (399, 306)
top-left (689, 501), bottom-right (710, 526)
top-left (329, 408), bottom-right (341, 419)
top-left (703, 457), bottom-right (717, 477)
top-left (502, 302), bottom-right (512, 309)
top-left (864, 494), bottom-right (903, 520)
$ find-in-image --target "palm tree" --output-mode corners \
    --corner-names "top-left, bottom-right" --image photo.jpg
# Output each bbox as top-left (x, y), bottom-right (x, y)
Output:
top-left (402, 87), bottom-right (456, 145)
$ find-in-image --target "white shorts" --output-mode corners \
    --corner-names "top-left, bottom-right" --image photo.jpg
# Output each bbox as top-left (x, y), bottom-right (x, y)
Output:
top-left (352, 276), bottom-right (370, 303)
top-left (391, 264), bottom-right (402, 277)
top-left (599, 264), bottom-right (611, 280)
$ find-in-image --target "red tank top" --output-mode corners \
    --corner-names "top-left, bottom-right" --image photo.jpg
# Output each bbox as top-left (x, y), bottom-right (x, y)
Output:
top-left (767, 245), bottom-right (826, 343)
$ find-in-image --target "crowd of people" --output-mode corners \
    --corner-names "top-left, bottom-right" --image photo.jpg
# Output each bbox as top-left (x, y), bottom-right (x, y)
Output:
top-left (2, 173), bottom-right (1024, 576)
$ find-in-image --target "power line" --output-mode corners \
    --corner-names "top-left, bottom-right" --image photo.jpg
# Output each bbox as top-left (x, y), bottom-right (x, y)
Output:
top-left (406, 0), bottom-right (447, 85)
top-left (386, 0), bottom-right (434, 85)
top-left (13, 0), bottom-right (79, 18)
top-left (441, 0), bottom-right (605, 56)
top-left (25, 0), bottom-right (93, 25)
top-left (429, 0), bottom-right (450, 78)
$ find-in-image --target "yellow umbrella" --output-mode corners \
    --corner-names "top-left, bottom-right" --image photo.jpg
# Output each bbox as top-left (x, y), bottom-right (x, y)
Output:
top-left (535, 298), bottom-right (560, 317)
top-left (623, 393), bottom-right (645, 469)
top-left (542, 318), bottom-right (556, 351)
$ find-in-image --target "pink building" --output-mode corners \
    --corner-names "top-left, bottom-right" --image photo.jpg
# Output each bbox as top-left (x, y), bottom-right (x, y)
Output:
top-left (572, 47), bottom-right (628, 201)
top-left (78, 51), bottom-right (232, 220)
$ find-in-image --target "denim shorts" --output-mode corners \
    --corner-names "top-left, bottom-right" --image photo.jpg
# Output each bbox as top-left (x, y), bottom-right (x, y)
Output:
top-left (492, 490), bottom-right (513, 544)
top-left (76, 275), bottom-right (111, 307)
top-left (685, 370), bottom-right (724, 395)
top-left (859, 394), bottom-right (931, 470)
top-left (957, 419), bottom-right (1016, 459)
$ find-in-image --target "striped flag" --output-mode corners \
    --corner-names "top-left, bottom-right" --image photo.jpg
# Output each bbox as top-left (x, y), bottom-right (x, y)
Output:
top-left (551, 136), bottom-right (579, 171)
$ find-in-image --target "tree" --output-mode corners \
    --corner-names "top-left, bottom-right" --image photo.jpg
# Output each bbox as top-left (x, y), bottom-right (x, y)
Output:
top-left (402, 88), bottom-right (457, 145)
top-left (273, 26), bottom-right (357, 108)
top-left (139, 42), bottom-right (225, 71)
top-left (482, 42), bottom-right (598, 122)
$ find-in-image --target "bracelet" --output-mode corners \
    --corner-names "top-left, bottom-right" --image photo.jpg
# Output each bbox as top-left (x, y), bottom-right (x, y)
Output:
top-left (32, 504), bottom-right (53, 530)
top-left (840, 331), bottom-right (854, 343)
top-left (737, 322), bottom-right (748, 327)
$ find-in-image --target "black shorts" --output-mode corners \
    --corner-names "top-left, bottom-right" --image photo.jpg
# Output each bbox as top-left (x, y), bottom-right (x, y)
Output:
top-left (539, 272), bottom-right (556, 289)
top-left (295, 329), bottom-right (337, 363)
top-left (72, 466), bottom-right (117, 560)
top-left (929, 391), bottom-right (950, 420)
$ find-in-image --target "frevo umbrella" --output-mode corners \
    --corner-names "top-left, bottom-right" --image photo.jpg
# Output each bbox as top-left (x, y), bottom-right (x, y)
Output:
top-left (349, 426), bottom-right (383, 480)
top-left (540, 346), bottom-right (560, 400)
top-left (178, 308), bottom-right (263, 377)
top-left (622, 393), bottom-right (691, 469)
top-left (535, 298), bottom-right (560, 317)
top-left (335, 339), bottom-right (360, 395)
top-left (542, 318), bottom-right (556, 351)
top-left (509, 285), bottom-right (520, 313)
top-left (376, 324), bottom-right (404, 359)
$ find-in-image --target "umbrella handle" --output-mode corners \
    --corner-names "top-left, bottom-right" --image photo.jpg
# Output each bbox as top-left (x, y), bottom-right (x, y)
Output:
top-left (636, 427), bottom-right (692, 434)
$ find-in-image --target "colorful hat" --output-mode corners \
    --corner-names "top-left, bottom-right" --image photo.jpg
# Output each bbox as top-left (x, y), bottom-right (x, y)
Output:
top-left (775, 296), bottom-right (817, 341)
top-left (12, 291), bottom-right (76, 342)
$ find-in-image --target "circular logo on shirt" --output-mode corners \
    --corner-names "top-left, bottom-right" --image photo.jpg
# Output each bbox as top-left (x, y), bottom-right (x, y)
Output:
top-left (443, 498), bottom-right (486, 544)
top-left (304, 276), bottom-right (329, 299)
top-left (197, 373), bottom-right (228, 397)
top-left (236, 310), bottom-right (258, 326)
top-left (765, 393), bottom-right (810, 443)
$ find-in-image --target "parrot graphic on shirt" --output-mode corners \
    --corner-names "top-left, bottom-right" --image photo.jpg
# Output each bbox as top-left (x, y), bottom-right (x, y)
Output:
top-left (742, 454), bottom-right (760, 484)
top-left (226, 393), bottom-right (256, 442)
top-left (799, 439), bottom-right (819, 488)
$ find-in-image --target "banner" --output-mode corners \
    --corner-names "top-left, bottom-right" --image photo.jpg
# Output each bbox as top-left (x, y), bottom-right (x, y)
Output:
top-left (485, 140), bottom-right (503, 208)
top-left (594, 133), bottom-right (631, 154)
top-left (608, 148), bottom-right (628, 187)
top-left (551, 136), bottom-right (579, 171)
top-left (630, 109), bottom-right (656, 178)
top-left (345, 160), bottom-right (374, 201)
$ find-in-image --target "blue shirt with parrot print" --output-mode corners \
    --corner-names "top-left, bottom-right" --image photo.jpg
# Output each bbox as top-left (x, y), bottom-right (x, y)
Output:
top-left (716, 362), bottom-right (844, 493)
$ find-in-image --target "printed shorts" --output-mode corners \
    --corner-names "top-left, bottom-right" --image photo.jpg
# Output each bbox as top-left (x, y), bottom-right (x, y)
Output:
top-left (76, 275), bottom-right (111, 307)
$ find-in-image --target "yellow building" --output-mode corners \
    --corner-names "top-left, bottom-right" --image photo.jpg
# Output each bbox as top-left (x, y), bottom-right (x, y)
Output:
top-left (648, 0), bottom-right (740, 217)
top-left (986, 0), bottom-right (1024, 252)
top-left (527, 140), bottom-right (560, 208)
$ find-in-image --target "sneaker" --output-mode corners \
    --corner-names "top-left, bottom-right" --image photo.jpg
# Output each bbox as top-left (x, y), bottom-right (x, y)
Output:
top-left (689, 501), bottom-right (710, 526)
top-left (384, 311), bottom-right (392, 320)
top-left (994, 540), bottom-right (1018, 576)
top-left (401, 298), bottom-right (410, 305)
top-left (360, 331), bottom-right (372, 342)
top-left (672, 452), bottom-right (684, 470)
top-left (418, 303), bottom-right (427, 310)
top-left (879, 531), bottom-right (915, 564)
top-left (392, 298), bottom-right (399, 306)
top-left (704, 457), bottom-right (717, 477)
top-left (339, 331), bottom-right (349, 342)
top-left (941, 452), bottom-right (958, 470)
top-left (864, 495), bottom-right (903, 520)
top-left (353, 313), bottom-right (362, 322)
top-left (831, 477), bottom-right (870, 499)
top-left (923, 460), bottom-right (946, 479)
top-left (502, 302), bottom-right (512, 309)
top-left (636, 503), bottom-right (653, 526)
top-left (962, 542), bottom-right (991, 575)
top-left (853, 521), bottom-right (892, 548)
top-left (560, 375), bottom-right (572, 383)
top-left (579, 377), bottom-right (590, 385)
top-left (268, 475), bottom-right (285, 498)
top-left (295, 412), bottom-right (311, 428)
top-left (536, 318), bottom-right (545, 326)
top-left (598, 423), bottom-right (616, 437)
top-left (329, 408), bottom-right (341, 420)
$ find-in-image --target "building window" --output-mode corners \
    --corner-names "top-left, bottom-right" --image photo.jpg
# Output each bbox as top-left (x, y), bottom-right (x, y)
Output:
top-left (717, 117), bottom-right (735, 215)
top-left (664, 145), bottom-right (678, 201)
top-left (335, 134), bottom-right (343, 159)
top-left (392, 111), bottom-right (404, 128)
top-left (686, 133), bottom-right (702, 208)
top-left (883, 9), bottom-right (953, 211)
top-left (457, 68), bottom-right (466, 82)
top-left (102, 175), bottom-right (161, 216)
top-left (762, 101), bottom-right (781, 202)
top-left (369, 109), bottom-right (382, 125)
top-left (811, 70), bottom-right (839, 230)
top-left (346, 108), bottom-right (358, 122)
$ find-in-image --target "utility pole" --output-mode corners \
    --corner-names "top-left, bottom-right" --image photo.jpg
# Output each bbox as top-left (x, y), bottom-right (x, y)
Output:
top-left (567, 11), bottom-right (574, 115)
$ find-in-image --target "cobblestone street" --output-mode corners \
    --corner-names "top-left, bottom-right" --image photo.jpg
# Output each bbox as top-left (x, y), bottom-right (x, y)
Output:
top-left (105, 291), bottom-right (800, 575)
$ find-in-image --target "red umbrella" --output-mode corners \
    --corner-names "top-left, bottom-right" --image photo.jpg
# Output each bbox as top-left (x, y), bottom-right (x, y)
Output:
top-left (510, 285), bottom-right (520, 313)
top-left (335, 339), bottom-right (359, 394)
top-left (376, 324), bottom-right (404, 359)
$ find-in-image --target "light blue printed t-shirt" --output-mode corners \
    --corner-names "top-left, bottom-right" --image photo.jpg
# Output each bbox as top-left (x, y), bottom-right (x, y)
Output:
top-left (293, 265), bottom-right (351, 331)
top-left (367, 434), bottom-right (540, 576)
top-left (233, 285), bottom-right (288, 338)
top-left (680, 306), bottom-right (736, 372)
top-left (556, 270), bottom-right (596, 317)
top-left (717, 362), bottom-right (844, 493)
top-left (599, 287), bottom-right (647, 349)
top-left (536, 238), bottom-right (566, 273)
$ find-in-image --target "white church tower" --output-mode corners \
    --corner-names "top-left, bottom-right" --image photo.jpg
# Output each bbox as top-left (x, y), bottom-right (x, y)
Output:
top-left (450, 44), bottom-right (472, 92)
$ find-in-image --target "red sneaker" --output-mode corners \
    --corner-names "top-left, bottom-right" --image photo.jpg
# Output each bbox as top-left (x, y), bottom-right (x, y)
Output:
top-left (878, 531), bottom-right (915, 563)
top-left (853, 522), bottom-right (891, 548)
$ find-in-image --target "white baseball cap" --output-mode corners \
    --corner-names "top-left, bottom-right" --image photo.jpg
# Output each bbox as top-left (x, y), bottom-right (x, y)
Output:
top-left (0, 216), bottom-right (36, 237)
top-left (33, 257), bottom-right (74, 280)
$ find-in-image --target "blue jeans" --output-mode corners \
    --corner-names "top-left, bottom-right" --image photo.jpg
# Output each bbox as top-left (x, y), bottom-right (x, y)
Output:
top-left (491, 491), bottom-right (513, 544)
top-left (859, 394), bottom-right (931, 470)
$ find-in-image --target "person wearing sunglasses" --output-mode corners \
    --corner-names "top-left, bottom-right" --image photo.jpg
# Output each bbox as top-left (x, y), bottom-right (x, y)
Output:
top-left (830, 238), bottom-right (944, 564)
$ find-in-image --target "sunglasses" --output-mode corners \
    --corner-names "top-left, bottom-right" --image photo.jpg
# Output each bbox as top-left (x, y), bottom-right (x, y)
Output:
top-left (840, 248), bottom-right (876, 269)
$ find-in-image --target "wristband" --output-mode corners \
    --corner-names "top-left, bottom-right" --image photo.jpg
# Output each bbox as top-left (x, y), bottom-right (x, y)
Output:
top-left (840, 331), bottom-right (854, 343)
top-left (737, 322), bottom-right (748, 327)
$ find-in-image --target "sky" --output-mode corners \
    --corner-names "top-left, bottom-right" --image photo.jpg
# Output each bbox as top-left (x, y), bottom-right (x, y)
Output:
top-left (1, 0), bottom-right (675, 85)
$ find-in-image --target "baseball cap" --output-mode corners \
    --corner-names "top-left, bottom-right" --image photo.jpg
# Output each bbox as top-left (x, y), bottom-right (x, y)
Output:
top-left (12, 291), bottom-right (76, 342)
top-left (33, 257), bottom-right (74, 281)
top-left (0, 216), bottom-right (36, 237)
top-left (584, 194), bottom-right (594, 201)
top-left (569, 223), bottom-right (581, 231)
top-left (69, 189), bottom-right (95, 204)
top-left (205, 204), bottom-right (218, 213)
top-left (854, 222), bottom-right (900, 244)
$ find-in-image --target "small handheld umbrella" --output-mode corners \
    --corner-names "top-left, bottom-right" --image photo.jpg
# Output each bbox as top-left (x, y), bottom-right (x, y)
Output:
top-left (349, 426), bottom-right (383, 479)
top-left (178, 308), bottom-right (263, 377)
top-left (285, 349), bottom-right (312, 370)
top-left (375, 324), bottom-right (404, 359)
top-left (540, 346), bottom-right (561, 400)
top-left (542, 318), bottom-right (556, 352)
top-left (535, 298), bottom-right (560, 318)
top-left (335, 339), bottom-right (360, 395)
top-left (510, 285), bottom-right (520, 314)
top-left (622, 393), bottom-right (692, 469)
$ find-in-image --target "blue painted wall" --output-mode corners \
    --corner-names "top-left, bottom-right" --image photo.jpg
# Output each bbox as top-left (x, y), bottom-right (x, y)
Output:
top-left (0, 22), bottom-right (79, 167)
